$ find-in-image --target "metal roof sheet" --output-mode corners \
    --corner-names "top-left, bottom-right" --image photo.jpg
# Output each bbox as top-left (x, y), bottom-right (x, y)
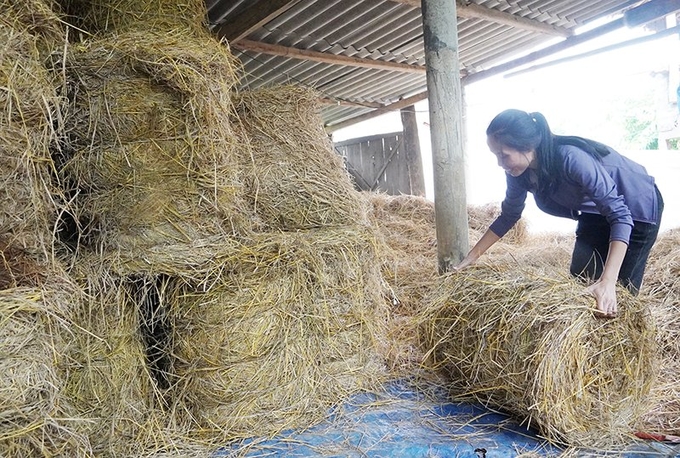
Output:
top-left (206, 0), bottom-right (675, 129)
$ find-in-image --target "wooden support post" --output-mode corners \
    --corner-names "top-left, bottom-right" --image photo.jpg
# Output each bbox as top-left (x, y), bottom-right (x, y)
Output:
top-left (400, 105), bottom-right (426, 197)
top-left (422, 0), bottom-right (469, 273)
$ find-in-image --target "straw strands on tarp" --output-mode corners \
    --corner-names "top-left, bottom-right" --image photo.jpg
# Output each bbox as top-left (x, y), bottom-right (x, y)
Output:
top-left (233, 86), bottom-right (371, 231)
top-left (0, 285), bottom-right (92, 457)
top-left (418, 264), bottom-right (657, 447)
top-left (166, 226), bottom-right (389, 441)
top-left (58, 27), bottom-right (250, 260)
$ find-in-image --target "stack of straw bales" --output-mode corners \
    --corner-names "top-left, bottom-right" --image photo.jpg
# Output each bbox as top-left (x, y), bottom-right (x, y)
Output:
top-left (418, 264), bottom-right (657, 447)
top-left (46, 1), bottom-right (390, 454)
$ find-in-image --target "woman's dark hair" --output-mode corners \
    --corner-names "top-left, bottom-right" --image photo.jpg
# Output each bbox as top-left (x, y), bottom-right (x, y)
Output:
top-left (486, 109), bottom-right (610, 193)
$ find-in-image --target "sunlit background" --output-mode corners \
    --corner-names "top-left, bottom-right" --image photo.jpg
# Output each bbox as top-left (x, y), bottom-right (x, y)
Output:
top-left (333, 18), bottom-right (680, 234)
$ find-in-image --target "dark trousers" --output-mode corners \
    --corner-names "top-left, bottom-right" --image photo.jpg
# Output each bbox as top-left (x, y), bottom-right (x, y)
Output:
top-left (569, 187), bottom-right (664, 294)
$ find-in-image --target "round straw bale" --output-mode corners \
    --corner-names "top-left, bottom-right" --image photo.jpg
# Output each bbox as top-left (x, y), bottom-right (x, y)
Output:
top-left (58, 29), bottom-right (250, 256)
top-left (365, 193), bottom-right (533, 374)
top-left (418, 264), bottom-right (657, 447)
top-left (167, 226), bottom-right (389, 442)
top-left (58, 0), bottom-right (207, 34)
top-left (233, 85), bottom-right (371, 231)
top-left (0, 286), bottom-right (92, 457)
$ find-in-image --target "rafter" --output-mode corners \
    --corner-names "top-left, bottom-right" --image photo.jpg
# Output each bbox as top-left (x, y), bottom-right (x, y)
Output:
top-left (213, 0), bottom-right (301, 43)
top-left (325, 92), bottom-right (429, 133)
top-left (232, 39), bottom-right (426, 74)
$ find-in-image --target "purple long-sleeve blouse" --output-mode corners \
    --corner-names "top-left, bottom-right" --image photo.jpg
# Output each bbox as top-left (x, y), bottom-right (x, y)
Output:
top-left (489, 144), bottom-right (659, 244)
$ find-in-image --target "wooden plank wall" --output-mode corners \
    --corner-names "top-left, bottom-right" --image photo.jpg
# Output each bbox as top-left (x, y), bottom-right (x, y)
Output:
top-left (334, 132), bottom-right (411, 195)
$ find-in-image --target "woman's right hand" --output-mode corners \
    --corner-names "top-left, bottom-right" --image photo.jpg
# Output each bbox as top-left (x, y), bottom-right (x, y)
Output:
top-left (452, 256), bottom-right (475, 272)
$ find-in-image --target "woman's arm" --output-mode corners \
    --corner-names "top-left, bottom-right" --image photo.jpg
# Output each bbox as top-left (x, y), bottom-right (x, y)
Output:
top-left (454, 229), bottom-right (501, 270)
top-left (586, 239), bottom-right (627, 317)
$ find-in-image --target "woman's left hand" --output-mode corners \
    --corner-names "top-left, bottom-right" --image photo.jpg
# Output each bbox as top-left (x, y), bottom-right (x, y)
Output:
top-left (586, 279), bottom-right (618, 318)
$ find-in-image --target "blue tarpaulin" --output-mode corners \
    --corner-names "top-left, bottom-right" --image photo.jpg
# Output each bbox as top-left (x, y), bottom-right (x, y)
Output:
top-left (215, 379), bottom-right (680, 457)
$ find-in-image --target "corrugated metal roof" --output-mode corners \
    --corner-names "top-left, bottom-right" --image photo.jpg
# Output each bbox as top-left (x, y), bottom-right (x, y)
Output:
top-left (206, 0), bottom-right (675, 129)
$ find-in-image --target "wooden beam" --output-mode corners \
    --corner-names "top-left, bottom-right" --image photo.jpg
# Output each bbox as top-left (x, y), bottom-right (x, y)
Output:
top-left (319, 97), bottom-right (383, 109)
top-left (232, 39), bottom-right (427, 74)
top-left (401, 105), bottom-right (426, 197)
top-left (325, 92), bottom-right (429, 133)
top-left (213, 0), bottom-right (300, 43)
top-left (462, 17), bottom-right (625, 85)
top-left (393, 0), bottom-right (572, 37)
top-left (422, 0), bottom-right (468, 272)
top-left (505, 24), bottom-right (680, 78)
top-left (624, 0), bottom-right (680, 27)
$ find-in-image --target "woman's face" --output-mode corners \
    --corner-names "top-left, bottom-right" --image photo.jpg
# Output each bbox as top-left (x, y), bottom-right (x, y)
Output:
top-left (486, 136), bottom-right (536, 177)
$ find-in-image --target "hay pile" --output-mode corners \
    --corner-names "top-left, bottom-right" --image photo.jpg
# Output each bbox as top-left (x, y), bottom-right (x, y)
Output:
top-left (368, 193), bottom-right (529, 312)
top-left (418, 264), bottom-right (657, 447)
top-left (234, 86), bottom-right (371, 231)
top-left (0, 285), bottom-right (92, 457)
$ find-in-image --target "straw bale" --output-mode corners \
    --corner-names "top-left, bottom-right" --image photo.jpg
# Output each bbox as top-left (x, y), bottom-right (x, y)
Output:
top-left (63, 266), bottom-right (164, 457)
top-left (0, 236), bottom-right (50, 289)
top-left (418, 264), bottom-right (657, 447)
top-left (58, 0), bottom-right (207, 34)
top-left (0, 285), bottom-right (92, 457)
top-left (637, 229), bottom-right (680, 436)
top-left (1, 0), bottom-right (65, 52)
top-left (233, 85), bottom-right (371, 231)
top-left (0, 17), bottom-right (63, 261)
top-left (167, 226), bottom-right (389, 442)
top-left (58, 28), bottom-right (250, 258)
top-left (365, 193), bottom-right (533, 375)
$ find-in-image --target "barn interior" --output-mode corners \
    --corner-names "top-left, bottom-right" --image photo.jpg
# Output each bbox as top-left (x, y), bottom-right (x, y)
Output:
top-left (2, 0), bottom-right (680, 457)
